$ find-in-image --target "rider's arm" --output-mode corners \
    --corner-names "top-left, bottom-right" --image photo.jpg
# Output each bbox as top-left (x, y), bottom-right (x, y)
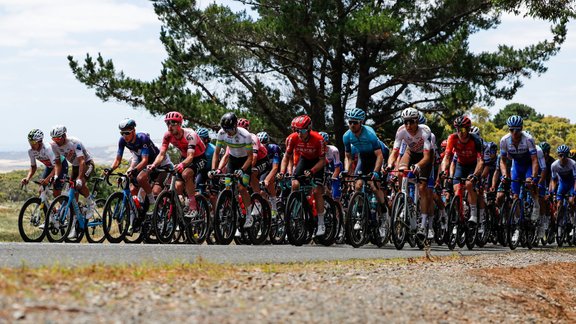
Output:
top-left (109, 155), bottom-right (122, 172)
top-left (280, 151), bottom-right (292, 174)
top-left (531, 154), bottom-right (539, 180)
top-left (150, 147), bottom-right (167, 169)
top-left (241, 148), bottom-right (253, 172)
top-left (374, 148), bottom-right (383, 173)
top-left (23, 165), bottom-right (37, 184)
top-left (473, 155), bottom-right (484, 177)
top-left (387, 149), bottom-right (398, 169)
top-left (345, 152), bottom-right (353, 173)
top-left (218, 150), bottom-right (229, 171)
top-left (211, 145), bottom-right (221, 170)
top-left (500, 156), bottom-right (509, 179)
top-left (77, 155), bottom-right (86, 182)
top-left (415, 149), bottom-right (432, 171)
top-left (134, 154), bottom-right (149, 172)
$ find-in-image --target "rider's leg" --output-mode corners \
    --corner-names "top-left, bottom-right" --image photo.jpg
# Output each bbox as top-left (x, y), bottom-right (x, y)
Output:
top-left (466, 179), bottom-right (478, 223)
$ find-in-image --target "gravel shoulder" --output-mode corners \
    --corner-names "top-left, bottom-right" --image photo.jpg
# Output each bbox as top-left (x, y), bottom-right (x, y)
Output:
top-left (1, 250), bottom-right (575, 323)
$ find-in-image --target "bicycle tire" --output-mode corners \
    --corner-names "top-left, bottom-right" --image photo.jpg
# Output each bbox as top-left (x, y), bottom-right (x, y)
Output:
top-left (153, 191), bottom-right (177, 244)
top-left (187, 194), bottom-right (210, 244)
top-left (45, 195), bottom-right (72, 243)
top-left (213, 189), bottom-right (236, 245)
top-left (390, 192), bottom-right (407, 250)
top-left (314, 195), bottom-right (338, 246)
top-left (103, 192), bottom-right (130, 243)
top-left (508, 198), bottom-right (522, 250)
top-left (86, 198), bottom-right (106, 243)
top-left (285, 191), bottom-right (309, 246)
top-left (269, 199), bottom-right (286, 245)
top-left (247, 193), bottom-right (271, 245)
top-left (556, 205), bottom-right (567, 247)
top-left (346, 192), bottom-right (369, 248)
top-left (18, 197), bottom-right (46, 242)
top-left (445, 195), bottom-right (460, 250)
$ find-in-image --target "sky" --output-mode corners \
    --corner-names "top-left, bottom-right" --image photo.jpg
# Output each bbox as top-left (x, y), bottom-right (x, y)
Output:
top-left (1, 0), bottom-right (575, 152)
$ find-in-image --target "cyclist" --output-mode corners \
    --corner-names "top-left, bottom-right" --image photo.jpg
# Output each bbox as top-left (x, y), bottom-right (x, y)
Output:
top-left (209, 112), bottom-right (256, 228)
top-left (105, 118), bottom-right (171, 207)
top-left (235, 118), bottom-right (269, 196)
top-left (278, 114), bottom-right (327, 236)
top-left (499, 115), bottom-right (541, 223)
top-left (195, 127), bottom-right (215, 194)
top-left (548, 145), bottom-right (576, 225)
top-left (49, 125), bottom-right (95, 239)
top-left (320, 131), bottom-right (342, 201)
top-left (257, 131), bottom-right (282, 218)
top-left (387, 107), bottom-right (434, 237)
top-left (148, 111), bottom-right (206, 218)
top-left (22, 129), bottom-right (68, 196)
top-left (343, 108), bottom-right (386, 232)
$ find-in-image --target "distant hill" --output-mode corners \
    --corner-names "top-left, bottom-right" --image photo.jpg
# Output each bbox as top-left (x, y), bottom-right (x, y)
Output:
top-left (0, 145), bottom-right (120, 173)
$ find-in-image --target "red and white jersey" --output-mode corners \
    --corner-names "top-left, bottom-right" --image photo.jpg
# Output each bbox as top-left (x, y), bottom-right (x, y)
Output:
top-left (392, 125), bottom-right (432, 154)
top-left (285, 131), bottom-right (326, 161)
top-left (251, 133), bottom-right (268, 161)
top-left (50, 136), bottom-right (93, 166)
top-left (28, 144), bottom-right (57, 168)
top-left (161, 128), bottom-right (206, 158)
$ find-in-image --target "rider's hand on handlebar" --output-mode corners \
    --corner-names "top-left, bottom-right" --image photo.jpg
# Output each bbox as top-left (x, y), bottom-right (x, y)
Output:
top-left (21, 178), bottom-right (29, 186)
top-left (371, 171), bottom-right (381, 181)
top-left (146, 164), bottom-right (156, 172)
top-left (175, 163), bottom-right (185, 173)
top-left (234, 169), bottom-right (244, 177)
top-left (304, 169), bottom-right (312, 178)
top-left (208, 169), bottom-right (220, 178)
top-left (410, 164), bottom-right (421, 176)
top-left (384, 165), bottom-right (393, 172)
top-left (75, 179), bottom-right (83, 188)
top-left (276, 172), bottom-right (284, 180)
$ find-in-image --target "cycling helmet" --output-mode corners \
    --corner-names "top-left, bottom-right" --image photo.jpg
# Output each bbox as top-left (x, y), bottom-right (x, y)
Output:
top-left (164, 111), bottom-right (183, 124)
top-left (418, 112), bottom-right (427, 125)
top-left (292, 115), bottom-right (312, 130)
top-left (507, 115), bottom-right (523, 128)
top-left (237, 118), bottom-right (250, 130)
top-left (401, 107), bottom-right (419, 120)
top-left (319, 131), bottom-right (329, 143)
top-left (441, 140), bottom-right (448, 148)
top-left (470, 126), bottom-right (480, 135)
top-left (257, 131), bottom-right (269, 144)
top-left (346, 108), bottom-right (366, 121)
top-left (118, 118), bottom-right (136, 130)
top-left (453, 116), bottom-right (472, 129)
top-left (220, 112), bottom-right (238, 130)
top-left (50, 125), bottom-right (67, 138)
top-left (539, 142), bottom-right (551, 153)
top-left (28, 129), bottom-right (44, 142)
top-left (197, 127), bottom-right (210, 139)
top-left (557, 144), bottom-right (570, 155)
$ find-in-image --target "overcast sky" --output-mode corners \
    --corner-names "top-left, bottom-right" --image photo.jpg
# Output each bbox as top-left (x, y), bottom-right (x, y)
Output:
top-left (1, 0), bottom-right (575, 151)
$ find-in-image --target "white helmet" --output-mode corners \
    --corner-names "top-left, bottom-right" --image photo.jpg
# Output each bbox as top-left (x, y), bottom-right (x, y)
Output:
top-left (470, 126), bottom-right (480, 135)
top-left (401, 107), bottom-right (419, 120)
top-left (50, 125), bottom-right (67, 138)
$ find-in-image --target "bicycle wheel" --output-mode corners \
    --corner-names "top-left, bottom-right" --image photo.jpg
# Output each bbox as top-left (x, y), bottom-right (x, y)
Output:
top-left (213, 189), bottom-right (236, 245)
top-left (247, 193), bottom-right (271, 245)
top-left (556, 205), bottom-right (567, 247)
top-left (333, 201), bottom-right (346, 245)
top-left (86, 198), bottom-right (106, 243)
top-left (314, 195), bottom-right (338, 246)
top-left (18, 197), bottom-right (47, 242)
top-left (269, 198), bottom-right (286, 245)
top-left (285, 191), bottom-right (308, 246)
top-left (45, 195), bottom-right (72, 243)
top-left (508, 198), bottom-right (522, 250)
top-left (103, 192), bottom-right (130, 243)
top-left (476, 205), bottom-right (493, 248)
top-left (497, 201), bottom-right (509, 247)
top-left (445, 195), bottom-right (460, 250)
top-left (153, 191), bottom-right (178, 244)
top-left (346, 192), bottom-right (369, 248)
top-left (187, 195), bottom-right (210, 244)
top-left (390, 192), bottom-right (408, 250)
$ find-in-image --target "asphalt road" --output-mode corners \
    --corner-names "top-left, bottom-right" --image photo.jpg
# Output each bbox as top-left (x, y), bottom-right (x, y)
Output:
top-left (0, 242), bottom-right (518, 268)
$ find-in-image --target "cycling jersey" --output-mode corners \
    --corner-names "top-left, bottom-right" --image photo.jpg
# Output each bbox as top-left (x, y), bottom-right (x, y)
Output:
top-left (326, 145), bottom-right (342, 171)
top-left (379, 140), bottom-right (390, 162)
top-left (343, 125), bottom-right (381, 156)
top-left (535, 145), bottom-right (546, 173)
top-left (445, 133), bottom-right (483, 166)
top-left (266, 143), bottom-right (282, 165)
top-left (117, 132), bottom-right (160, 164)
top-left (285, 131), bottom-right (326, 160)
top-left (551, 158), bottom-right (576, 198)
top-left (216, 127), bottom-right (252, 158)
top-left (204, 142), bottom-right (216, 169)
top-left (499, 132), bottom-right (537, 164)
top-left (250, 133), bottom-right (268, 161)
top-left (162, 128), bottom-right (206, 158)
top-left (50, 136), bottom-right (93, 166)
top-left (28, 144), bottom-right (57, 168)
top-left (482, 141), bottom-right (498, 167)
top-left (392, 125), bottom-right (432, 154)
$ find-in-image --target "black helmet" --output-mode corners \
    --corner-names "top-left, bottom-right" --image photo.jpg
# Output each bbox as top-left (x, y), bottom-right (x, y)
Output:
top-left (220, 112), bottom-right (238, 130)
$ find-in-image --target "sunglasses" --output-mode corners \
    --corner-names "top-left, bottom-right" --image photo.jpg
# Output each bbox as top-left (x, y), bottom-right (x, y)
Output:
top-left (457, 127), bottom-right (468, 133)
top-left (348, 120), bottom-right (360, 125)
top-left (223, 127), bottom-right (236, 132)
top-left (559, 153), bottom-right (567, 158)
top-left (403, 119), bottom-right (417, 125)
top-left (51, 136), bottom-right (63, 141)
top-left (120, 130), bottom-right (132, 136)
top-left (28, 140), bottom-right (40, 145)
top-left (165, 120), bottom-right (180, 126)
top-left (296, 128), bottom-right (308, 134)
top-left (509, 128), bottom-right (522, 133)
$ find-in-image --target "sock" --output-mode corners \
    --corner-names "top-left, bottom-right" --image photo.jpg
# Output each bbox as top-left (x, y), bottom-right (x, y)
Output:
top-left (471, 205), bottom-right (477, 220)
top-left (270, 197), bottom-right (277, 211)
top-left (317, 211), bottom-right (325, 225)
top-left (147, 192), bottom-right (155, 201)
top-left (479, 208), bottom-right (485, 222)
top-left (421, 214), bottom-right (428, 228)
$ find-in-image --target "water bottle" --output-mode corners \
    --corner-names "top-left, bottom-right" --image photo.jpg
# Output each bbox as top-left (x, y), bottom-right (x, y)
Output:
top-left (306, 194), bottom-right (317, 216)
top-left (369, 194), bottom-right (378, 219)
top-left (238, 194), bottom-right (247, 216)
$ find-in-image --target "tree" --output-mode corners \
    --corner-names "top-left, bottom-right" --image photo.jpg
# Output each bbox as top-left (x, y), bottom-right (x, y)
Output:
top-left (68, 0), bottom-right (574, 151)
top-left (492, 103), bottom-right (544, 128)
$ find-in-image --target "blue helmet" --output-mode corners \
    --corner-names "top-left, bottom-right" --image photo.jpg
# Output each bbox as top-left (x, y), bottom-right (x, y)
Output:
top-left (118, 118), bottom-right (136, 130)
top-left (319, 131), bottom-right (329, 143)
top-left (197, 127), bottom-right (210, 139)
top-left (506, 115), bottom-right (523, 128)
top-left (346, 108), bottom-right (366, 121)
top-left (557, 144), bottom-right (570, 155)
top-left (257, 131), bottom-right (269, 144)
top-left (418, 112), bottom-right (427, 125)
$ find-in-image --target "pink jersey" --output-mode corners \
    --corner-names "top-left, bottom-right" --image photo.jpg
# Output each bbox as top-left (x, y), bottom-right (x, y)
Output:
top-left (161, 128), bottom-right (206, 158)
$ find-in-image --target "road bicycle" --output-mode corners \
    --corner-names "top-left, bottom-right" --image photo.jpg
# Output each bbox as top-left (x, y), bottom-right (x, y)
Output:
top-left (18, 180), bottom-right (60, 242)
top-left (507, 179), bottom-right (538, 250)
top-left (555, 193), bottom-right (574, 247)
top-left (444, 176), bottom-right (477, 250)
top-left (390, 170), bottom-right (425, 250)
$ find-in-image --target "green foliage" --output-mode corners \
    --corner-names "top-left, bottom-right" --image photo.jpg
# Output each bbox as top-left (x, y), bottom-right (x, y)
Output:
top-left (492, 103), bottom-right (544, 128)
top-left (68, 0), bottom-right (574, 152)
top-left (0, 170), bottom-right (28, 203)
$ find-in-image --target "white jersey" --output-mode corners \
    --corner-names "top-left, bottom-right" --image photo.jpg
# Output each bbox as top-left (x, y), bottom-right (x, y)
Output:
top-left (499, 131), bottom-right (536, 164)
top-left (551, 159), bottom-right (576, 181)
top-left (50, 136), bottom-right (93, 166)
top-left (28, 144), bottom-right (57, 168)
top-left (535, 145), bottom-right (546, 171)
top-left (215, 127), bottom-right (252, 158)
top-left (326, 145), bottom-right (341, 167)
top-left (393, 124), bottom-right (432, 154)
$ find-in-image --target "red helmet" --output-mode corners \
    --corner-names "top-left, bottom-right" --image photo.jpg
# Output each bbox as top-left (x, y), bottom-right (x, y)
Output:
top-left (453, 116), bottom-right (471, 129)
top-left (237, 118), bottom-right (250, 129)
top-left (165, 111), bottom-right (183, 123)
top-left (441, 140), bottom-right (448, 148)
top-left (291, 115), bottom-right (312, 130)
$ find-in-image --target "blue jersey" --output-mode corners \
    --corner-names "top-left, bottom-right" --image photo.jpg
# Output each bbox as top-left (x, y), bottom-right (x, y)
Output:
top-left (343, 125), bottom-right (381, 159)
top-left (204, 142), bottom-right (215, 169)
top-left (266, 143), bottom-right (282, 165)
top-left (379, 140), bottom-right (390, 161)
top-left (117, 132), bottom-right (159, 163)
